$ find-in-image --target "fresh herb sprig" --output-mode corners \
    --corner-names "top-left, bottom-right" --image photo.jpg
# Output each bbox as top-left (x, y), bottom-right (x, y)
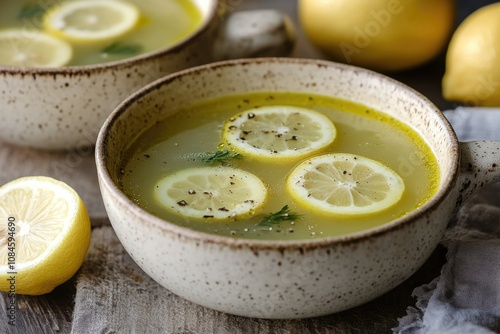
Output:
top-left (258, 205), bottom-right (302, 227)
top-left (101, 42), bottom-right (143, 56)
top-left (198, 150), bottom-right (243, 164)
top-left (18, 4), bottom-right (46, 20)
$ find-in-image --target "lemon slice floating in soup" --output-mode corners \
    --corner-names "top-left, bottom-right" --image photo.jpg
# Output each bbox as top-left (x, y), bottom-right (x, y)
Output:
top-left (222, 106), bottom-right (337, 162)
top-left (155, 167), bottom-right (267, 220)
top-left (44, 0), bottom-right (140, 44)
top-left (287, 153), bottom-right (405, 216)
top-left (0, 30), bottom-right (72, 67)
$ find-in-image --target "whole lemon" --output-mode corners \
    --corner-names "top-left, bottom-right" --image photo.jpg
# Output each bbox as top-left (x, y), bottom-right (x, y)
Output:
top-left (442, 3), bottom-right (500, 106)
top-left (298, 0), bottom-right (456, 72)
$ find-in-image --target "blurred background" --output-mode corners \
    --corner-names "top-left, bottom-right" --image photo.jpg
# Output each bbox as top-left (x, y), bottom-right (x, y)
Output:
top-left (238, 0), bottom-right (500, 110)
top-left (456, 0), bottom-right (497, 22)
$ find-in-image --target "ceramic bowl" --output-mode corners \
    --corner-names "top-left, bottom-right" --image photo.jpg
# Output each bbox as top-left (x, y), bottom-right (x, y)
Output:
top-left (0, 1), bottom-right (294, 150)
top-left (95, 58), bottom-right (500, 319)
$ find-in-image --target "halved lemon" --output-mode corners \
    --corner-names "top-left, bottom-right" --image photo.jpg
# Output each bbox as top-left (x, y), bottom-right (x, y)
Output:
top-left (155, 167), bottom-right (267, 220)
top-left (0, 176), bottom-right (91, 295)
top-left (287, 153), bottom-right (405, 216)
top-left (0, 30), bottom-right (72, 67)
top-left (43, 0), bottom-right (140, 44)
top-left (222, 106), bottom-right (337, 162)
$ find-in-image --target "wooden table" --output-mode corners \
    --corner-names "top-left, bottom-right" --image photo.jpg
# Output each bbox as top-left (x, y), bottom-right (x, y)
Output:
top-left (1, 1), bottom-right (494, 333)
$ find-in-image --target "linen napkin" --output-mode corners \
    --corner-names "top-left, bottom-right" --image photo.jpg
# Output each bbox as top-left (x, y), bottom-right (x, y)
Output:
top-left (394, 107), bottom-right (500, 334)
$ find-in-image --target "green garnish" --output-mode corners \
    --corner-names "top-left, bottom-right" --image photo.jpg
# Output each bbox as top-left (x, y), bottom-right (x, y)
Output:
top-left (18, 4), bottom-right (46, 20)
top-left (101, 42), bottom-right (143, 56)
top-left (198, 150), bottom-right (243, 163)
top-left (258, 205), bottom-right (302, 227)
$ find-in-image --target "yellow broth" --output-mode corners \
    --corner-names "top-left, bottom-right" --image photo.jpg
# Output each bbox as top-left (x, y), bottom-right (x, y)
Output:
top-left (119, 92), bottom-right (440, 240)
top-left (0, 0), bottom-right (202, 65)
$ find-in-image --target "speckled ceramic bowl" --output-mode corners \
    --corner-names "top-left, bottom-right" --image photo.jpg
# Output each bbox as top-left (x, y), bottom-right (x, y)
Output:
top-left (0, 1), bottom-right (293, 150)
top-left (95, 58), bottom-right (500, 319)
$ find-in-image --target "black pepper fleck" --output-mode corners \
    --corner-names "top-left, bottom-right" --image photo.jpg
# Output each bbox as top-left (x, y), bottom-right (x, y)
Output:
top-left (177, 200), bottom-right (188, 206)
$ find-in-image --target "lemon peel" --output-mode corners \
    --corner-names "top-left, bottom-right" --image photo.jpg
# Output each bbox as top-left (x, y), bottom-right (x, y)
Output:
top-left (222, 106), bottom-right (336, 162)
top-left (0, 29), bottom-right (72, 67)
top-left (287, 153), bottom-right (405, 216)
top-left (43, 0), bottom-right (140, 44)
top-left (155, 167), bottom-right (267, 220)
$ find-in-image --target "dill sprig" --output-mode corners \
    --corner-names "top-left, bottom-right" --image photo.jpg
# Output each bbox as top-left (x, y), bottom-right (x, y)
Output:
top-left (258, 205), bottom-right (302, 227)
top-left (198, 150), bottom-right (243, 164)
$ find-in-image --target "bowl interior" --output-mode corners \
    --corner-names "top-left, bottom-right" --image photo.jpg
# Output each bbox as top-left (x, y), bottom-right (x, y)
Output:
top-left (0, 0), bottom-right (217, 72)
top-left (98, 58), bottom-right (459, 239)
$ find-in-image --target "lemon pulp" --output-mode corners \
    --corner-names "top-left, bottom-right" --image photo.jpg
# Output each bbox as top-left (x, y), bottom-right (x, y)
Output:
top-left (287, 153), bottom-right (405, 216)
top-left (223, 106), bottom-right (337, 162)
top-left (155, 167), bottom-right (267, 220)
top-left (44, 0), bottom-right (140, 44)
top-left (0, 176), bottom-right (91, 295)
top-left (0, 30), bottom-right (72, 67)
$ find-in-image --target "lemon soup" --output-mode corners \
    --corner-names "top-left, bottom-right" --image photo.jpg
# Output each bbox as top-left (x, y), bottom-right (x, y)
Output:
top-left (0, 0), bottom-right (202, 67)
top-left (119, 92), bottom-right (440, 241)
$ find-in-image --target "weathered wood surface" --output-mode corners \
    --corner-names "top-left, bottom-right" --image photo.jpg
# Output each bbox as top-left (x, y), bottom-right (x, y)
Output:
top-left (70, 227), bottom-right (445, 334)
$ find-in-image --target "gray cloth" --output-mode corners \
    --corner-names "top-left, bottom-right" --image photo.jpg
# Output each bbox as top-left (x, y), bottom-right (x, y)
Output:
top-left (394, 107), bottom-right (500, 333)
top-left (444, 107), bottom-right (500, 141)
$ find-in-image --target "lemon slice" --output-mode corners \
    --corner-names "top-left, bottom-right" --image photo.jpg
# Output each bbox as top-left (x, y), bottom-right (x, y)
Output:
top-left (0, 176), bottom-right (91, 295)
top-left (155, 167), bottom-right (267, 220)
top-left (222, 106), bottom-right (337, 161)
top-left (287, 153), bottom-right (405, 216)
top-left (0, 30), bottom-right (72, 67)
top-left (44, 0), bottom-right (140, 44)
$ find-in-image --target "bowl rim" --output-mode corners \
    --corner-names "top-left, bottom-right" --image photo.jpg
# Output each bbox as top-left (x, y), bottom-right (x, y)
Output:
top-left (95, 57), bottom-right (460, 250)
top-left (0, 0), bottom-right (218, 75)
